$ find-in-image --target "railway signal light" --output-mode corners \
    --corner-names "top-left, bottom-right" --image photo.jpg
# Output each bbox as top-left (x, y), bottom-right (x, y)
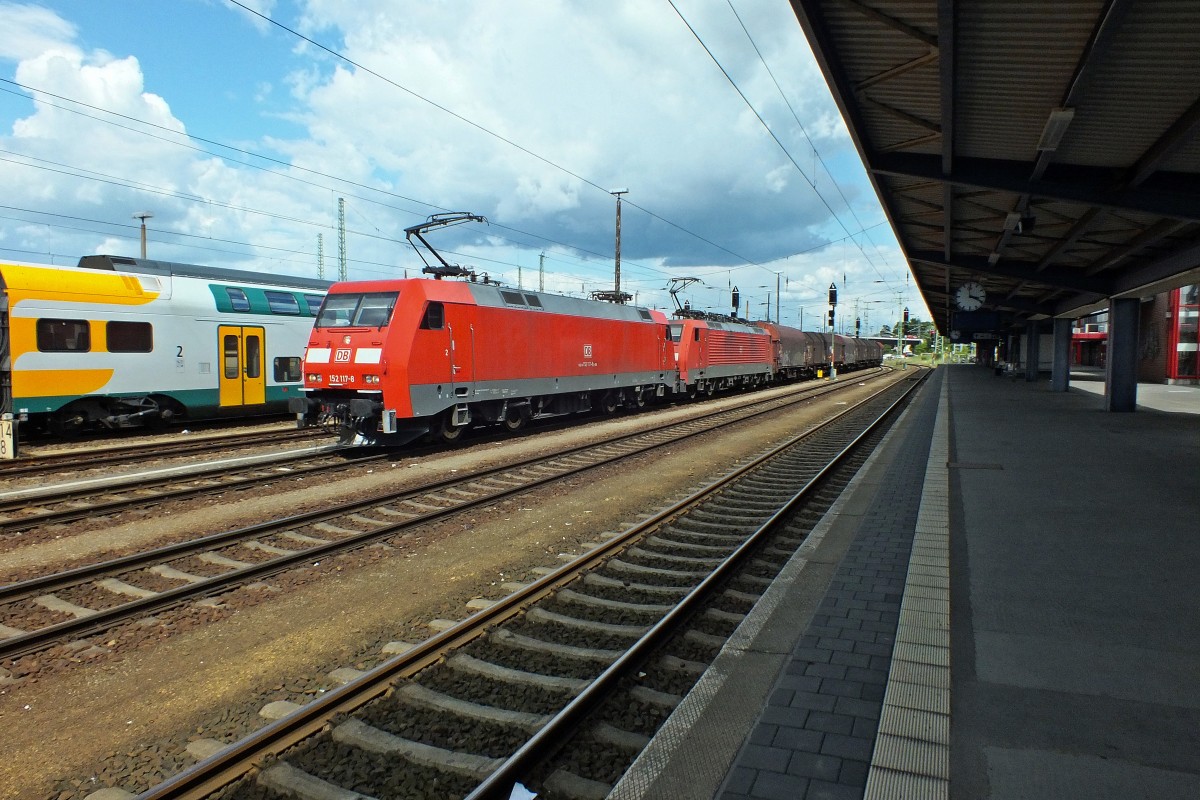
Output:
top-left (828, 283), bottom-right (838, 306)
top-left (827, 309), bottom-right (835, 328)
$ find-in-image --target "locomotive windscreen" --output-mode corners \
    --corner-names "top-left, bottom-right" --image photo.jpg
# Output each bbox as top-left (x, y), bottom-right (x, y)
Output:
top-left (314, 291), bottom-right (398, 328)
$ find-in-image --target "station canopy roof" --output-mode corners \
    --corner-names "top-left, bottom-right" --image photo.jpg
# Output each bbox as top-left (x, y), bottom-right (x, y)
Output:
top-left (790, 0), bottom-right (1200, 337)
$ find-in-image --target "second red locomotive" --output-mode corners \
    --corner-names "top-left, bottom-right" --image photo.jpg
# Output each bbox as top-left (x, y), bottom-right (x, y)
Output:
top-left (670, 317), bottom-right (774, 397)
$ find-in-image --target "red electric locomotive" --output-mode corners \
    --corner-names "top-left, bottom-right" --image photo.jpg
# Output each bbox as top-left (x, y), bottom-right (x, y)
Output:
top-left (292, 278), bottom-right (674, 444)
top-left (669, 317), bottom-right (774, 397)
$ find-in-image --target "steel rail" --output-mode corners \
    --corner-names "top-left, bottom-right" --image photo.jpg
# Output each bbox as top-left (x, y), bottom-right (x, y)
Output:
top-left (0, 446), bottom-right (353, 521)
top-left (0, 427), bottom-right (329, 478)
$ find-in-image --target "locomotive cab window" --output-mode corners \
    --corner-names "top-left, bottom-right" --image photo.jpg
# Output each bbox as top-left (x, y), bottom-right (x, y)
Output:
top-left (420, 301), bottom-right (444, 330)
top-left (265, 291), bottom-right (301, 315)
top-left (668, 323), bottom-right (683, 342)
top-left (314, 292), bottom-right (398, 328)
top-left (37, 318), bottom-right (91, 352)
top-left (354, 293), bottom-right (397, 327)
top-left (315, 294), bottom-right (358, 327)
top-left (106, 321), bottom-right (153, 353)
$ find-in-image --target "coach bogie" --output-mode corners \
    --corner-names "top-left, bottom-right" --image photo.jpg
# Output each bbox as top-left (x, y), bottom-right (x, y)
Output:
top-left (49, 389), bottom-right (185, 436)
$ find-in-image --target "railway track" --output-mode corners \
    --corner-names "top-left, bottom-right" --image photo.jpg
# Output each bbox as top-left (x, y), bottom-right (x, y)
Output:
top-left (0, 426), bottom-right (333, 480)
top-left (0, 370), bottom-right (885, 534)
top-left (0, 370), bottom-right (893, 662)
top-left (0, 443), bottom-right (360, 532)
top-left (97, 368), bottom-right (927, 800)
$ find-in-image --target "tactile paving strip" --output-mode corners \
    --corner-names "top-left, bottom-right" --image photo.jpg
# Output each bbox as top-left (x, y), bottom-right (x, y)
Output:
top-left (864, 377), bottom-right (951, 800)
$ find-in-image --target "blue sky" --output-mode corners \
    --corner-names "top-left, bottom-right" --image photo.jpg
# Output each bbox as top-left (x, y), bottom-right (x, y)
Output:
top-left (0, 0), bottom-right (924, 328)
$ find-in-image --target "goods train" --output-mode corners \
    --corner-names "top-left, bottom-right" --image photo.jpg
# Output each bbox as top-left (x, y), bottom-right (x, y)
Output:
top-left (0, 255), bottom-right (330, 437)
top-left (291, 277), bottom-right (885, 445)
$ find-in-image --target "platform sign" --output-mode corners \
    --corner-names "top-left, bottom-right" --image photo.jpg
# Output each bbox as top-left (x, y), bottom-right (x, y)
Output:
top-left (0, 415), bottom-right (13, 460)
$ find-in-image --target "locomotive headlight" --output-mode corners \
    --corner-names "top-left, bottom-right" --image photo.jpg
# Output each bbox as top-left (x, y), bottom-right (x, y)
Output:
top-left (365, 374), bottom-right (381, 384)
top-left (306, 373), bottom-right (323, 383)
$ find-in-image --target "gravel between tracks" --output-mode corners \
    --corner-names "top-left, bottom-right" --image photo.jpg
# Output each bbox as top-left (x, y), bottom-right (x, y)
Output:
top-left (0, 376), bottom-right (900, 799)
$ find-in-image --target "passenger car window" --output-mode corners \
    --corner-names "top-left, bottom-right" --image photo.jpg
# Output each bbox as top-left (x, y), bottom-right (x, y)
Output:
top-left (225, 288), bottom-right (251, 312)
top-left (265, 291), bottom-right (300, 315)
top-left (36, 319), bottom-right (90, 352)
top-left (274, 356), bottom-right (302, 382)
top-left (106, 321), bottom-right (153, 353)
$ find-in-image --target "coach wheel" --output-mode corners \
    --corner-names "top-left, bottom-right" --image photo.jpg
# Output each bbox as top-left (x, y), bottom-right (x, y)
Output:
top-left (437, 410), bottom-right (465, 443)
top-left (601, 392), bottom-right (620, 415)
top-left (501, 406), bottom-right (530, 433)
top-left (704, 382), bottom-right (715, 397)
top-left (633, 390), bottom-right (647, 409)
top-left (145, 395), bottom-right (184, 429)
top-left (49, 413), bottom-right (85, 438)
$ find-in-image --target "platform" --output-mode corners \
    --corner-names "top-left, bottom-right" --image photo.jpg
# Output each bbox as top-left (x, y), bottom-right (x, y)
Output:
top-left (611, 364), bottom-right (1200, 800)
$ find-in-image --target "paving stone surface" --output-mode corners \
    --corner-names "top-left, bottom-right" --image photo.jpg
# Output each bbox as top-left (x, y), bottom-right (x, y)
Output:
top-left (717, 383), bottom-right (939, 800)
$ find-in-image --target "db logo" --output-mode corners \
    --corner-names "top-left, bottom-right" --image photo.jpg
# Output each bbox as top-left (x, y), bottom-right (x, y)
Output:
top-left (334, 349), bottom-right (352, 362)
top-left (583, 345), bottom-right (593, 358)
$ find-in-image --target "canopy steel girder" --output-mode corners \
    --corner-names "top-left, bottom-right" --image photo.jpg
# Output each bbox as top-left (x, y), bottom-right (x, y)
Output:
top-left (872, 154), bottom-right (1200, 224)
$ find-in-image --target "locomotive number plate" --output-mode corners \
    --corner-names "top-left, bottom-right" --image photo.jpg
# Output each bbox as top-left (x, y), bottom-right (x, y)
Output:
top-left (330, 374), bottom-right (355, 384)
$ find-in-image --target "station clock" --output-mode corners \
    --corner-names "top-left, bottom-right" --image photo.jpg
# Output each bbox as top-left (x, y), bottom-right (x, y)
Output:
top-left (955, 281), bottom-right (986, 311)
